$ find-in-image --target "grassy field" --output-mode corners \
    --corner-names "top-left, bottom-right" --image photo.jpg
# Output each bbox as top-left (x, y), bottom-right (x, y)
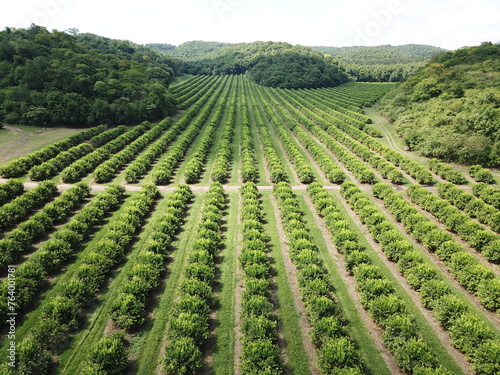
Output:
top-left (0, 126), bottom-right (83, 167)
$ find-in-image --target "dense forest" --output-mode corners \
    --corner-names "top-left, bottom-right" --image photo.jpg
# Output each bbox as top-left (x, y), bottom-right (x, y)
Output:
top-left (311, 45), bottom-right (446, 82)
top-left (0, 26), bottom-right (179, 127)
top-left (246, 49), bottom-right (349, 89)
top-left (309, 44), bottom-right (446, 65)
top-left (161, 41), bottom-right (350, 89)
top-left (379, 42), bottom-right (500, 167)
top-left (148, 41), bottom-right (443, 84)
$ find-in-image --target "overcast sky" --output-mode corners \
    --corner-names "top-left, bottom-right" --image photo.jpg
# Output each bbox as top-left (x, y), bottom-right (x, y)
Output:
top-left (1, 0), bottom-right (499, 49)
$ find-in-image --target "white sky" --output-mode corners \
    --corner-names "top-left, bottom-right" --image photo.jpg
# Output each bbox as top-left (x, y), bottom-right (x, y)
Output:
top-left (1, 0), bottom-right (499, 49)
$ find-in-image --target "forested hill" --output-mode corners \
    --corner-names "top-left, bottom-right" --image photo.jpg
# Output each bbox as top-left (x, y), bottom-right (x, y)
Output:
top-left (0, 26), bottom-right (179, 127)
top-left (379, 42), bottom-right (500, 167)
top-left (311, 44), bottom-right (446, 82)
top-left (149, 41), bottom-right (445, 84)
top-left (309, 44), bottom-right (446, 65)
top-left (161, 41), bottom-right (350, 89)
top-left (158, 40), bottom-right (232, 60)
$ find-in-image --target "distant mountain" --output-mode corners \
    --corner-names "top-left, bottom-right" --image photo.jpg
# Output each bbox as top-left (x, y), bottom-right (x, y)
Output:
top-left (144, 43), bottom-right (176, 54)
top-left (144, 41), bottom-right (446, 84)
top-left (379, 42), bottom-right (500, 166)
top-left (151, 41), bottom-right (350, 89)
top-left (309, 44), bottom-right (446, 65)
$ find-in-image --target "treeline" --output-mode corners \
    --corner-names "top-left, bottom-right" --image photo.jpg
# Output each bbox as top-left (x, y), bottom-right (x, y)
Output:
top-left (379, 42), bottom-right (500, 167)
top-left (154, 41), bottom-right (443, 85)
top-left (246, 49), bottom-right (349, 89)
top-left (0, 25), bottom-right (178, 127)
top-left (337, 60), bottom-right (426, 82)
top-left (161, 41), bottom-right (350, 89)
top-left (310, 44), bottom-right (446, 65)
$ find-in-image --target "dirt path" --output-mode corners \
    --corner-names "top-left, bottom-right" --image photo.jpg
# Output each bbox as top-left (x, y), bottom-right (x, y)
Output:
top-left (269, 194), bottom-right (320, 375)
top-left (253, 122), bottom-right (273, 186)
top-left (372, 194), bottom-right (500, 331)
top-left (366, 109), bottom-right (482, 185)
top-left (233, 194), bottom-right (243, 375)
top-left (337, 195), bottom-right (474, 375)
top-left (0, 179), bottom-right (381, 193)
top-left (365, 109), bottom-right (428, 164)
top-left (302, 193), bottom-right (402, 375)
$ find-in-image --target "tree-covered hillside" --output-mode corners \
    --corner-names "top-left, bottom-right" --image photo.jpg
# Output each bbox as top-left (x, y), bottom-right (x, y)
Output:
top-left (148, 41), bottom-right (444, 84)
top-left (310, 44), bottom-right (446, 83)
top-left (379, 42), bottom-right (500, 166)
top-left (246, 49), bottom-right (348, 89)
top-left (156, 41), bottom-right (349, 89)
top-left (163, 40), bottom-right (232, 60)
top-left (310, 44), bottom-right (446, 65)
top-left (0, 26), bottom-right (178, 127)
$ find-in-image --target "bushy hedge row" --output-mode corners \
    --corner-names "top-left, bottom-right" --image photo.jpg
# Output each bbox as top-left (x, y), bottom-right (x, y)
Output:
top-left (280, 89), bottom-right (435, 184)
top-left (438, 182), bottom-right (500, 233)
top-left (406, 184), bottom-right (500, 261)
top-left (285, 88), bottom-right (381, 137)
top-left (274, 182), bottom-right (363, 375)
top-left (154, 77), bottom-right (229, 185)
top-left (256, 89), bottom-right (315, 184)
top-left (0, 185), bottom-right (126, 317)
top-left (80, 333), bottom-right (129, 375)
top-left (175, 76), bottom-right (219, 109)
top-left (309, 182), bottom-right (451, 373)
top-left (373, 183), bottom-right (500, 310)
top-left (10, 185), bottom-right (158, 374)
top-left (93, 120), bottom-right (171, 183)
top-left (112, 185), bottom-right (193, 330)
top-left (29, 143), bottom-right (93, 181)
top-left (428, 159), bottom-right (467, 184)
top-left (272, 89), bottom-right (376, 184)
top-left (469, 165), bottom-right (495, 184)
top-left (171, 75), bottom-right (209, 96)
top-left (89, 125), bottom-right (127, 148)
top-left (123, 82), bottom-right (220, 183)
top-left (473, 183), bottom-right (500, 210)
top-left (240, 81), bottom-right (258, 182)
top-left (316, 128), bottom-right (377, 184)
top-left (0, 125), bottom-right (106, 178)
top-left (299, 88), bottom-right (371, 124)
top-left (276, 89), bottom-right (405, 184)
top-left (0, 181), bottom-right (58, 231)
top-left (355, 182), bottom-right (500, 373)
top-left (61, 124), bottom-right (148, 183)
top-left (211, 76), bottom-right (238, 183)
top-left (239, 182), bottom-right (283, 374)
top-left (0, 183), bottom-right (90, 269)
top-left (248, 85), bottom-right (288, 183)
top-left (183, 82), bottom-right (231, 183)
top-left (261, 87), bottom-right (346, 184)
top-left (281, 109), bottom-right (346, 183)
top-left (162, 182), bottom-right (226, 375)
top-left (0, 179), bottom-right (23, 205)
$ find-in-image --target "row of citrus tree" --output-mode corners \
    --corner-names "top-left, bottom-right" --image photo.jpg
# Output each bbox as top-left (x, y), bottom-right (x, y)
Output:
top-left (308, 181), bottom-right (450, 374)
top-left (162, 182), bottom-right (227, 374)
top-left (4, 185), bottom-right (158, 373)
top-left (274, 182), bottom-right (364, 374)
